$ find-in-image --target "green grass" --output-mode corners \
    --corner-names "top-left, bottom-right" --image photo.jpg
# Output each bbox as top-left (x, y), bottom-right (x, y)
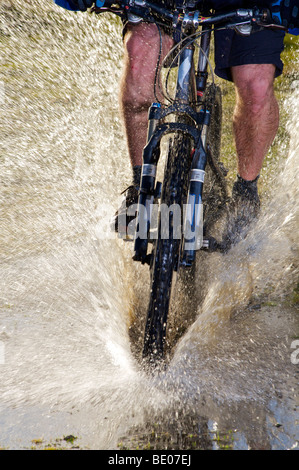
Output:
top-left (29, 435), bottom-right (80, 450)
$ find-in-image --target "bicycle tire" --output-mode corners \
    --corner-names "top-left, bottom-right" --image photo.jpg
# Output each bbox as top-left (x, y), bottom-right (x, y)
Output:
top-left (142, 132), bottom-right (192, 365)
top-left (203, 83), bottom-right (227, 235)
top-left (142, 84), bottom-right (226, 367)
top-left (165, 84), bottom-right (226, 351)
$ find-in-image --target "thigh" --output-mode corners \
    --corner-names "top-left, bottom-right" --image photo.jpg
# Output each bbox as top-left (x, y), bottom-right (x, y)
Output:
top-left (214, 28), bottom-right (285, 82)
top-left (123, 22), bottom-right (174, 86)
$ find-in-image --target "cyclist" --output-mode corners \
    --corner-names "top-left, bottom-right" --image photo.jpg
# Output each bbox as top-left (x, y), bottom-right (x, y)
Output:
top-left (54, 0), bottom-right (298, 248)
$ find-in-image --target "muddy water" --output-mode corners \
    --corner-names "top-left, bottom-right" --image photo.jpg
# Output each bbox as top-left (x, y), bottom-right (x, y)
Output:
top-left (0, 0), bottom-right (298, 450)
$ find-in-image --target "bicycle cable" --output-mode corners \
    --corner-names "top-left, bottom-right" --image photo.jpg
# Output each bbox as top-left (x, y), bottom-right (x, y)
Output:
top-left (159, 28), bottom-right (216, 105)
top-left (153, 21), bottom-right (164, 104)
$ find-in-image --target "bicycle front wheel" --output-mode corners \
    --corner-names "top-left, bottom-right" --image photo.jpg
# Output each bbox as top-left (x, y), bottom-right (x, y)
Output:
top-left (143, 132), bottom-right (192, 365)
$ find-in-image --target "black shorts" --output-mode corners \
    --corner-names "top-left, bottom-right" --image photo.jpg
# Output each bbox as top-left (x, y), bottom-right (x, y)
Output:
top-left (214, 28), bottom-right (285, 81)
top-left (122, 18), bottom-right (285, 82)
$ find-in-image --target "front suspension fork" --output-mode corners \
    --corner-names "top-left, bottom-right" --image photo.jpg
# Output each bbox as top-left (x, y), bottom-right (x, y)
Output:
top-left (133, 103), bottom-right (161, 263)
top-left (133, 105), bottom-right (211, 266)
top-left (181, 109), bottom-right (210, 266)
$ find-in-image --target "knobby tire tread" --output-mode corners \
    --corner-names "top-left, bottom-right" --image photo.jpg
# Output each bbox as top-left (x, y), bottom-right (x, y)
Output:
top-left (142, 84), bottom-right (225, 367)
top-left (143, 134), bottom-right (192, 364)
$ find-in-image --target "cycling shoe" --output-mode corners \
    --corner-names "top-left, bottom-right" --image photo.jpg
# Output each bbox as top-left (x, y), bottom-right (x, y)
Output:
top-left (112, 185), bottom-right (139, 236)
top-left (221, 175), bottom-right (260, 252)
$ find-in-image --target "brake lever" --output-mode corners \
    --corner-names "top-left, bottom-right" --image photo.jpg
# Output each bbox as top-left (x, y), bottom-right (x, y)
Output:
top-left (255, 21), bottom-right (288, 32)
top-left (255, 8), bottom-right (288, 32)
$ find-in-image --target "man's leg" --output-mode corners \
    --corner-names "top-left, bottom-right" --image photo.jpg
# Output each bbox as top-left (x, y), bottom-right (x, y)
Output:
top-left (120, 22), bottom-right (174, 168)
top-left (113, 22), bottom-right (173, 232)
top-left (232, 63), bottom-right (279, 181)
top-left (222, 63), bottom-right (279, 249)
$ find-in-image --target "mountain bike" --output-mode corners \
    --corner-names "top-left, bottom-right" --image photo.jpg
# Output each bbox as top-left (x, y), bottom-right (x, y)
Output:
top-left (93, 1), bottom-right (286, 368)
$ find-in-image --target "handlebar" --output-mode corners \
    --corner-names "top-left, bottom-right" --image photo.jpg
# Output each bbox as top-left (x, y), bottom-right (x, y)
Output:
top-left (91, 1), bottom-right (288, 36)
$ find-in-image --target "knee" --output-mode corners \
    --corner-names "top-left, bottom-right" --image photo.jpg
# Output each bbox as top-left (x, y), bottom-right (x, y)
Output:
top-left (121, 72), bottom-right (153, 113)
top-left (233, 65), bottom-right (276, 115)
top-left (236, 79), bottom-right (275, 115)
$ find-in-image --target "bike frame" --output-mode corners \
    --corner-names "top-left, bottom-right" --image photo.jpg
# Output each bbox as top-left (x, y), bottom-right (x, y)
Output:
top-left (91, 5), bottom-right (286, 268)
